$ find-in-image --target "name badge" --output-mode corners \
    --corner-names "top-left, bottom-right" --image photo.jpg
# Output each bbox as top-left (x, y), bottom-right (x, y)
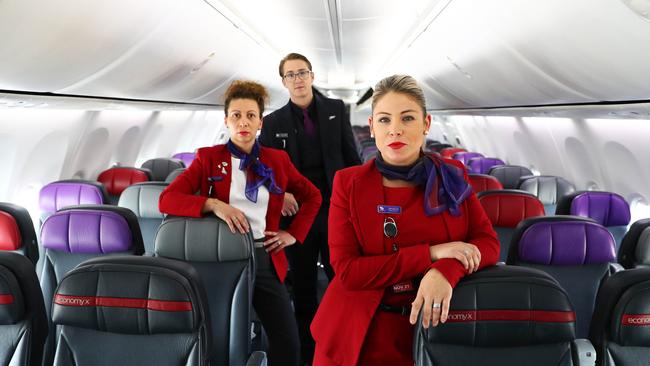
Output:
top-left (377, 205), bottom-right (401, 214)
top-left (391, 281), bottom-right (414, 293)
top-left (275, 132), bottom-right (289, 138)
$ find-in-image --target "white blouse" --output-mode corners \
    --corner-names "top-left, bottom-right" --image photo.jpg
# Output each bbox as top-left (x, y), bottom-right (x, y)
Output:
top-left (228, 156), bottom-right (269, 241)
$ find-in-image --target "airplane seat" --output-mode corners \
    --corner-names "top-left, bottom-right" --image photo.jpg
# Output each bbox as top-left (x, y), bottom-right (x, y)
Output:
top-left (428, 142), bottom-right (453, 153)
top-left (361, 146), bottom-right (378, 162)
top-left (51, 256), bottom-right (212, 366)
top-left (141, 158), bottom-right (185, 182)
top-left (154, 215), bottom-right (265, 366)
top-left (97, 167), bottom-right (152, 204)
top-left (0, 252), bottom-right (48, 366)
top-left (507, 215), bottom-right (617, 338)
top-left (171, 152), bottom-right (196, 168)
top-left (440, 147), bottom-right (466, 159)
top-left (518, 175), bottom-right (576, 214)
top-left (589, 268), bottom-right (650, 366)
top-left (477, 190), bottom-right (545, 261)
top-left (451, 151), bottom-right (484, 166)
top-left (414, 265), bottom-right (593, 366)
top-left (39, 205), bottom-right (145, 366)
top-left (488, 165), bottom-right (534, 189)
top-left (165, 168), bottom-right (187, 183)
top-left (466, 157), bottom-right (506, 174)
top-left (38, 180), bottom-right (108, 223)
top-left (555, 191), bottom-right (631, 249)
top-left (468, 174), bottom-right (504, 193)
top-left (0, 202), bottom-right (39, 265)
top-left (117, 182), bottom-right (168, 254)
top-left (617, 218), bottom-right (650, 269)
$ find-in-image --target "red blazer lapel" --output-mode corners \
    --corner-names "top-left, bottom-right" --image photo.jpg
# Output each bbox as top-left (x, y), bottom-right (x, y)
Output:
top-left (351, 160), bottom-right (386, 255)
top-left (208, 145), bottom-right (233, 204)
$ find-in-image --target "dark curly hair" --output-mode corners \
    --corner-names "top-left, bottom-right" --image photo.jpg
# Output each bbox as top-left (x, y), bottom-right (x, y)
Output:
top-left (224, 80), bottom-right (269, 116)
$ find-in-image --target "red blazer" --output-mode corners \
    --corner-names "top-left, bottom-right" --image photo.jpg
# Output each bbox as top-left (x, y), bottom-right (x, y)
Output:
top-left (311, 158), bottom-right (499, 366)
top-left (158, 144), bottom-right (322, 282)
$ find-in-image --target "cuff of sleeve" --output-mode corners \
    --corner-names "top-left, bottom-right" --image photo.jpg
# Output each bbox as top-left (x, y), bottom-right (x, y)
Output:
top-left (429, 258), bottom-right (466, 288)
top-left (400, 245), bottom-right (434, 276)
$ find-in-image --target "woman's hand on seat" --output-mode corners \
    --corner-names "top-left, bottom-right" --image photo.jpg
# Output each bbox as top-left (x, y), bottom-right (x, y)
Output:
top-left (409, 268), bottom-right (453, 328)
top-left (204, 198), bottom-right (249, 234)
top-left (429, 241), bottom-right (481, 273)
top-left (263, 230), bottom-right (297, 254)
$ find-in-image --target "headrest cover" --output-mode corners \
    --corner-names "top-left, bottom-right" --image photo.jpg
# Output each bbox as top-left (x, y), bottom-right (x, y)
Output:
top-left (452, 152), bottom-right (484, 166)
top-left (634, 227), bottom-right (650, 266)
top-left (440, 147), bottom-right (466, 159)
top-left (98, 168), bottom-right (150, 196)
top-left (422, 266), bottom-right (575, 346)
top-left (141, 158), bottom-right (185, 181)
top-left (118, 183), bottom-right (167, 219)
top-left (518, 220), bottom-right (616, 265)
top-left (164, 168), bottom-right (186, 183)
top-left (172, 152), bottom-right (196, 167)
top-left (0, 211), bottom-right (21, 250)
top-left (41, 210), bottom-right (133, 253)
top-left (518, 176), bottom-right (575, 205)
top-left (0, 265), bottom-right (24, 325)
top-left (155, 216), bottom-right (253, 262)
top-left (478, 190), bottom-right (544, 227)
top-left (570, 192), bottom-right (631, 227)
top-left (488, 165), bottom-right (533, 189)
top-left (52, 261), bottom-right (198, 334)
top-left (467, 157), bottom-right (505, 174)
top-left (469, 174), bottom-right (504, 193)
top-left (39, 182), bottom-right (104, 213)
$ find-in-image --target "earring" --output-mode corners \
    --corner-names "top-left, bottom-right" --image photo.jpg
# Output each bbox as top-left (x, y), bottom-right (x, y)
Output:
top-left (370, 133), bottom-right (374, 138)
top-left (423, 131), bottom-right (429, 135)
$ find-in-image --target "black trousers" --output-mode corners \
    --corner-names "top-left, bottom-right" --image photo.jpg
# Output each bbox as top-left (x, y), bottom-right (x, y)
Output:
top-left (285, 207), bottom-right (334, 364)
top-left (253, 247), bottom-right (301, 366)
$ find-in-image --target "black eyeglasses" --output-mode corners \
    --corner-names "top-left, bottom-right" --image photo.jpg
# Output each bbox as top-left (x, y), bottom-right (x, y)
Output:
top-left (283, 70), bottom-right (312, 82)
top-left (383, 217), bottom-right (398, 238)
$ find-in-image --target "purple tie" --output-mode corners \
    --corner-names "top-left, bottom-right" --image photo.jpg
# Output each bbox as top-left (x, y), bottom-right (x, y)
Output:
top-left (302, 108), bottom-right (316, 136)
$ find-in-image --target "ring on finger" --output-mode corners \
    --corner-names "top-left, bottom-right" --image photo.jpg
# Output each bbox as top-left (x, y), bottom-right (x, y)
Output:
top-left (432, 303), bottom-right (442, 309)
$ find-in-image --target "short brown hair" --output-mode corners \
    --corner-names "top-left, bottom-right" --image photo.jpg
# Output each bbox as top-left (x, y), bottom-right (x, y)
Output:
top-left (372, 75), bottom-right (426, 117)
top-left (224, 80), bottom-right (269, 115)
top-left (278, 53), bottom-right (312, 77)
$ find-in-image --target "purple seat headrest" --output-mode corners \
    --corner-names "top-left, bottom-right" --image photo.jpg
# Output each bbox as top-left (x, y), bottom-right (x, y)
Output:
top-left (39, 182), bottom-right (104, 214)
top-left (518, 220), bottom-right (616, 265)
top-left (452, 152), bottom-right (484, 166)
top-left (171, 152), bottom-right (196, 168)
top-left (467, 157), bottom-right (505, 174)
top-left (41, 209), bottom-right (133, 253)
top-left (570, 192), bottom-right (631, 227)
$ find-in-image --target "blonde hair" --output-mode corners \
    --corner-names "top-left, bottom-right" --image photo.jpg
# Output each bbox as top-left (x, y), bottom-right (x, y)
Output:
top-left (371, 75), bottom-right (426, 116)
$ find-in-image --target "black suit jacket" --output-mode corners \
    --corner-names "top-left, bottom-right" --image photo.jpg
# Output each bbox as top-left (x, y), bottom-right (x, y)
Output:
top-left (259, 91), bottom-right (361, 195)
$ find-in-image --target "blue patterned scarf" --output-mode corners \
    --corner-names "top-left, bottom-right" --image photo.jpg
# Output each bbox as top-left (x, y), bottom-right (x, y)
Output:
top-left (227, 140), bottom-right (283, 203)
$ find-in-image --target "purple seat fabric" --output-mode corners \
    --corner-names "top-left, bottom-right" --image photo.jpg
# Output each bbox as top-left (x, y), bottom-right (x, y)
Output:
top-left (569, 191), bottom-right (631, 227)
top-left (452, 152), bottom-right (484, 166)
top-left (172, 152), bottom-right (196, 168)
top-left (41, 210), bottom-right (132, 254)
top-left (466, 157), bottom-right (505, 174)
top-left (518, 220), bottom-right (616, 265)
top-left (39, 182), bottom-right (105, 215)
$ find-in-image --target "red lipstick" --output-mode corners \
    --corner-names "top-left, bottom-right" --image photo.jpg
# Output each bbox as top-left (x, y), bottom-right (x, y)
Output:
top-left (388, 142), bottom-right (406, 149)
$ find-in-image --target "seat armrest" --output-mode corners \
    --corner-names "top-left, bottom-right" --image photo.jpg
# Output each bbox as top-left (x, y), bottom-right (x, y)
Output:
top-left (571, 339), bottom-right (596, 366)
top-left (246, 351), bottom-right (267, 366)
top-left (609, 263), bottom-right (624, 274)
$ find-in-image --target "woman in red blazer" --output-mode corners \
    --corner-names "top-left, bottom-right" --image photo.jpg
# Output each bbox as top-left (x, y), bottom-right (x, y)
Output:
top-left (311, 75), bottom-right (499, 366)
top-left (159, 80), bottom-right (322, 366)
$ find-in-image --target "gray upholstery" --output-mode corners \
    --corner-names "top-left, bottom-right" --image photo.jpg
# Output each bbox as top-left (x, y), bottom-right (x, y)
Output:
top-left (415, 265), bottom-right (584, 366)
top-left (155, 216), bottom-right (263, 366)
top-left (518, 175), bottom-right (576, 214)
top-left (142, 158), bottom-right (185, 182)
top-left (118, 182), bottom-right (168, 253)
top-left (165, 168), bottom-right (187, 183)
top-left (52, 256), bottom-right (211, 366)
top-left (488, 165), bottom-right (533, 189)
top-left (0, 252), bottom-right (47, 366)
top-left (618, 219), bottom-right (650, 268)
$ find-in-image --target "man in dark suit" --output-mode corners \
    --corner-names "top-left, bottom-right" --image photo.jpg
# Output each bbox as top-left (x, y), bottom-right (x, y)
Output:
top-left (259, 53), bottom-right (361, 365)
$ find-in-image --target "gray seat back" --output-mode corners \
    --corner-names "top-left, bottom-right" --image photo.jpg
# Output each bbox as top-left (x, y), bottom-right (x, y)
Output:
top-left (0, 252), bottom-right (47, 366)
top-left (415, 266), bottom-right (578, 366)
top-left (590, 268), bottom-right (650, 366)
top-left (508, 216), bottom-right (616, 338)
top-left (518, 175), bottom-right (576, 214)
top-left (155, 216), bottom-right (255, 366)
top-left (141, 158), bottom-right (185, 182)
top-left (165, 168), bottom-right (187, 183)
top-left (39, 205), bottom-right (144, 366)
top-left (488, 165), bottom-right (533, 189)
top-left (52, 256), bottom-right (211, 366)
top-left (618, 218), bottom-right (650, 269)
top-left (118, 182), bottom-right (168, 254)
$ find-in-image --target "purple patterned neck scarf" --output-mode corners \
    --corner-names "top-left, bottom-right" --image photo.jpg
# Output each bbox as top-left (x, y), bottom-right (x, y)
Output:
top-left (375, 152), bottom-right (472, 216)
top-left (227, 139), bottom-right (283, 203)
